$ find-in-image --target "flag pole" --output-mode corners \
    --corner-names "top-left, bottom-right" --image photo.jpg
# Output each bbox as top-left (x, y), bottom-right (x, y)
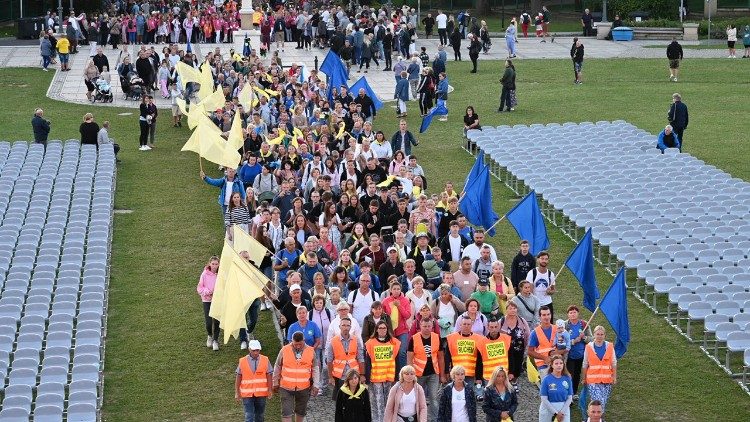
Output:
top-left (198, 155), bottom-right (204, 174)
top-left (585, 306), bottom-right (600, 328)
top-left (484, 214), bottom-right (506, 233)
top-left (456, 191), bottom-right (467, 205)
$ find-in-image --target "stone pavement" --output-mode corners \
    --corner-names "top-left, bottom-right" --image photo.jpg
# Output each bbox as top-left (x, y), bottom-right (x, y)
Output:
top-left (0, 35), bottom-right (733, 110)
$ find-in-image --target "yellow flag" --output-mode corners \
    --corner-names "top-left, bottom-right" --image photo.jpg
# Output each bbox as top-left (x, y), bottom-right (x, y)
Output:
top-left (197, 62), bottom-right (215, 101)
top-left (175, 61), bottom-right (201, 89)
top-left (201, 87), bottom-right (227, 114)
top-left (184, 101), bottom-right (207, 130)
top-left (335, 124), bottom-right (346, 140)
top-left (267, 129), bottom-right (287, 146)
top-left (527, 356), bottom-right (540, 386)
top-left (209, 241), bottom-right (236, 320)
top-left (253, 86), bottom-right (270, 99)
top-left (219, 249), bottom-right (265, 343)
top-left (175, 97), bottom-right (188, 116)
top-left (390, 301), bottom-right (399, 331)
top-left (292, 127), bottom-right (304, 141)
top-left (227, 112), bottom-right (245, 151)
top-left (232, 225), bottom-right (268, 268)
top-left (264, 88), bottom-right (279, 97)
top-left (182, 116), bottom-right (240, 169)
top-left (238, 83), bottom-right (255, 110)
top-left (377, 175), bottom-right (396, 188)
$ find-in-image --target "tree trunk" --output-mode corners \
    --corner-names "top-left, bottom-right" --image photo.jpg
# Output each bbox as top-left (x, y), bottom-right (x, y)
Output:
top-left (475, 0), bottom-right (491, 16)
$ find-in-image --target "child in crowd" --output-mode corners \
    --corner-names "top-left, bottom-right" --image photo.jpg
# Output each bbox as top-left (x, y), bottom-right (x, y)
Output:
top-left (555, 318), bottom-right (571, 358)
top-left (170, 83), bottom-right (183, 127)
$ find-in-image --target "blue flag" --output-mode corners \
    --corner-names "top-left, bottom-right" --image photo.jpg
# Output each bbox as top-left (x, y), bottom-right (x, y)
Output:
top-left (459, 163), bottom-right (500, 236)
top-left (599, 267), bottom-right (631, 358)
top-left (419, 99), bottom-right (449, 133)
top-left (505, 190), bottom-right (550, 255)
top-left (565, 228), bottom-right (600, 312)
top-left (319, 50), bottom-right (349, 102)
top-left (349, 76), bottom-right (384, 111)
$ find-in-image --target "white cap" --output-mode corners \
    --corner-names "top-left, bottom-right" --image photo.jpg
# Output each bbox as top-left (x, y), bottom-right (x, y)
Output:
top-left (289, 284), bottom-right (302, 292)
top-left (248, 340), bottom-right (262, 350)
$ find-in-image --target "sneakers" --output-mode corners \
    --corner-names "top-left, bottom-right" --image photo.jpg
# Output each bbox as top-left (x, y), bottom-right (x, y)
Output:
top-left (206, 335), bottom-right (213, 348)
top-left (240, 341), bottom-right (248, 350)
top-left (138, 146), bottom-right (148, 151)
top-left (212, 340), bottom-right (219, 351)
top-left (42, 68), bottom-right (49, 71)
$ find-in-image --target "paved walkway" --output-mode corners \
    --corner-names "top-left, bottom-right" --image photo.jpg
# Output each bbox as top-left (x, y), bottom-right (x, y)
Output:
top-left (0, 34), bottom-right (732, 109)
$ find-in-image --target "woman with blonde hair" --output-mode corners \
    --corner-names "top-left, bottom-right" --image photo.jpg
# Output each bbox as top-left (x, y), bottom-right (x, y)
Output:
top-left (489, 261), bottom-right (515, 314)
top-left (482, 366), bottom-right (517, 420)
top-left (79, 113), bottom-right (100, 146)
top-left (581, 325), bottom-right (617, 414)
top-left (437, 365), bottom-right (477, 422)
top-left (83, 59), bottom-right (100, 101)
top-left (384, 365), bottom-right (427, 422)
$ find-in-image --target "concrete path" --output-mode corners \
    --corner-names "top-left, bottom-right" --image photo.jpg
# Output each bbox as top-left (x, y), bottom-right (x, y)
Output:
top-left (0, 35), bottom-right (734, 109)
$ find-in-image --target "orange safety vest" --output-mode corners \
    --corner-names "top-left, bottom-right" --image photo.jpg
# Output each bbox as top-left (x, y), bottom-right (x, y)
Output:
top-left (331, 335), bottom-right (360, 379)
top-left (411, 333), bottom-right (441, 377)
top-left (365, 337), bottom-right (400, 382)
top-left (238, 354), bottom-right (271, 398)
top-left (532, 325), bottom-right (558, 368)
top-left (279, 344), bottom-right (315, 391)
top-left (446, 332), bottom-right (482, 377)
top-left (584, 342), bottom-right (615, 384)
top-left (479, 334), bottom-right (511, 381)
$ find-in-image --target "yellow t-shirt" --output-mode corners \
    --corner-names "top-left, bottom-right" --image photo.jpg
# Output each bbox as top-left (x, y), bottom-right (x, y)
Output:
top-left (57, 38), bottom-right (70, 54)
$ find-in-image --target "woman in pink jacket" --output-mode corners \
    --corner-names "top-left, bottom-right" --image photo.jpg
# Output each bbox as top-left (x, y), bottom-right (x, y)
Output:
top-left (384, 365), bottom-right (428, 422)
top-left (197, 256), bottom-right (220, 351)
top-left (381, 276), bottom-right (412, 373)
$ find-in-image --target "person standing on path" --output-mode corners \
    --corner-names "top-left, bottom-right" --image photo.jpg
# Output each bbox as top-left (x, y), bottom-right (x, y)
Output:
top-left (505, 20), bottom-right (518, 58)
top-left (538, 355), bottom-right (573, 422)
top-left (666, 37), bottom-right (683, 82)
top-left (520, 11), bottom-right (531, 38)
top-left (727, 24), bottom-right (738, 58)
top-left (32, 108), bottom-right (51, 147)
top-left (56, 34), bottom-right (70, 71)
top-left (564, 305), bottom-right (592, 400)
top-left (581, 326), bottom-right (617, 415)
top-left (407, 317), bottom-right (444, 421)
top-left (526, 251), bottom-right (556, 317)
top-left (236, 340), bottom-right (273, 422)
top-left (581, 9), bottom-right (594, 37)
top-left (326, 317), bottom-right (365, 399)
top-left (528, 306), bottom-right (557, 379)
top-left (40, 34), bottom-right (53, 71)
top-left (365, 320), bottom-right (400, 422)
top-left (334, 368), bottom-right (372, 422)
top-left (383, 365), bottom-right (428, 422)
top-left (437, 365), bottom-right (477, 422)
top-left (436, 10), bottom-right (448, 45)
top-left (541, 6), bottom-right (552, 42)
top-left (482, 366), bottom-right (518, 421)
top-left (274, 331), bottom-right (320, 422)
top-left (668, 93), bottom-right (689, 149)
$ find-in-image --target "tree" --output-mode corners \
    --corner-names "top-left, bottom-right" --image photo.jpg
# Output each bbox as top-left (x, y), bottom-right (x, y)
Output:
top-left (531, 0), bottom-right (543, 14)
top-left (476, 0), bottom-right (491, 16)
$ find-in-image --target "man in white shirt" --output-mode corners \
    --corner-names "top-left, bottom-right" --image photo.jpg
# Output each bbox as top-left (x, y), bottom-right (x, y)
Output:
top-left (435, 11), bottom-right (448, 45)
top-left (348, 273), bottom-right (377, 325)
top-left (461, 229), bottom-right (498, 263)
top-left (327, 301), bottom-right (362, 344)
top-left (525, 251), bottom-right (556, 317)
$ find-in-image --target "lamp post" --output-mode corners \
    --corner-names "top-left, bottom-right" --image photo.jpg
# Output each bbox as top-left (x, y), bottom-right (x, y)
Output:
top-left (602, 0), bottom-right (608, 22)
top-left (57, 0), bottom-right (64, 34)
top-left (706, 0), bottom-right (711, 41)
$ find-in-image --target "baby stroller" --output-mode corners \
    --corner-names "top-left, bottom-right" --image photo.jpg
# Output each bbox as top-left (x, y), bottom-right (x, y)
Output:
top-left (120, 72), bottom-right (143, 101)
top-left (92, 77), bottom-right (114, 103)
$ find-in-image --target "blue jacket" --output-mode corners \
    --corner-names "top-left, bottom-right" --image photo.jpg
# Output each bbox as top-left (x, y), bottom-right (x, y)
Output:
top-left (391, 130), bottom-right (418, 156)
top-left (432, 57), bottom-right (446, 76)
top-left (438, 382), bottom-right (477, 422)
top-left (436, 78), bottom-right (449, 100)
top-left (203, 176), bottom-right (246, 206)
top-left (394, 77), bottom-right (410, 102)
top-left (407, 62), bottom-right (420, 80)
top-left (481, 385), bottom-right (518, 420)
top-left (657, 129), bottom-right (681, 152)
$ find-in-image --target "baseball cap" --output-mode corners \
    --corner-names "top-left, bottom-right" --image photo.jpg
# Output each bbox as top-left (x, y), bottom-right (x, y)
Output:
top-left (415, 232), bottom-right (429, 239)
top-left (478, 279), bottom-right (490, 286)
top-left (248, 340), bottom-right (262, 350)
top-left (289, 284), bottom-right (302, 292)
top-left (387, 246), bottom-right (398, 253)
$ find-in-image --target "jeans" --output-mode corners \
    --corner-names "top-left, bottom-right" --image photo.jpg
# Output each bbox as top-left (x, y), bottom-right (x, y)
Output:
top-left (42, 55), bottom-right (51, 68)
top-left (417, 374), bottom-right (440, 421)
top-left (202, 302), bottom-right (219, 341)
top-left (396, 333), bottom-right (408, 373)
top-left (500, 86), bottom-right (512, 111)
top-left (438, 28), bottom-right (447, 45)
top-left (148, 121), bottom-right (156, 144)
top-left (239, 298), bottom-right (261, 342)
top-left (242, 397), bottom-right (267, 422)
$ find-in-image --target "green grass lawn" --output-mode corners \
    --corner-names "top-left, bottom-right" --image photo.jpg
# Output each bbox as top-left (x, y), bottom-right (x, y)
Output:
top-left (1, 56), bottom-right (749, 420)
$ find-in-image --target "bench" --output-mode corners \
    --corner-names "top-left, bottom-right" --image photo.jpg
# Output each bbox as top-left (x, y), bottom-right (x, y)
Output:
top-left (632, 27), bottom-right (683, 40)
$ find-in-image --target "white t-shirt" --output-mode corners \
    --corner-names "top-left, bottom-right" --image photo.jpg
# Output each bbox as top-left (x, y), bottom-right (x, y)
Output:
top-left (451, 386), bottom-right (469, 422)
top-left (398, 388), bottom-right (417, 417)
top-left (348, 288), bottom-right (376, 325)
top-left (438, 301), bottom-right (457, 325)
top-left (448, 235), bottom-right (463, 262)
top-left (224, 182), bottom-right (234, 206)
top-left (436, 14), bottom-right (448, 29)
top-left (526, 267), bottom-right (555, 306)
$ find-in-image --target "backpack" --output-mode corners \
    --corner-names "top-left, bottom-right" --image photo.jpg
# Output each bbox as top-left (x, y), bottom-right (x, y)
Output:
top-left (351, 288), bottom-right (377, 303)
top-left (531, 268), bottom-right (554, 285)
top-left (310, 307), bottom-right (331, 322)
